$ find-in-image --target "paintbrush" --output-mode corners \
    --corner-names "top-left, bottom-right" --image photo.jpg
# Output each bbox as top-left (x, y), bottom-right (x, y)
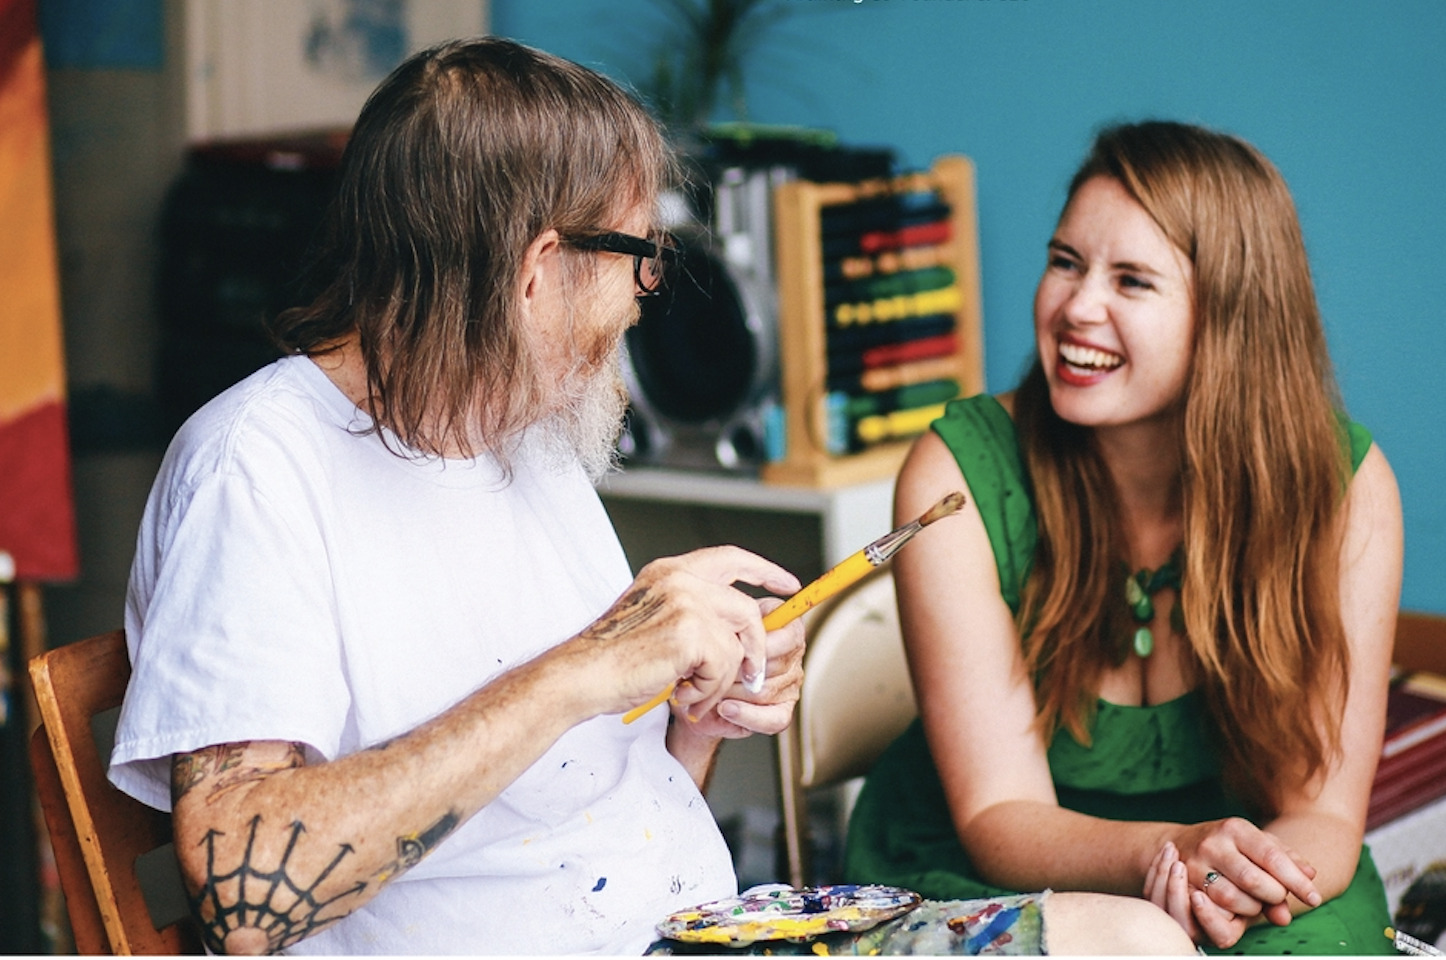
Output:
top-left (1387, 927), bottom-right (1444, 956)
top-left (621, 490), bottom-right (967, 724)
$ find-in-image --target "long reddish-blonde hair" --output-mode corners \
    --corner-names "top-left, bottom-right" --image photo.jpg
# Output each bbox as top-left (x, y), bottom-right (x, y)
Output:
top-left (1015, 121), bottom-right (1351, 815)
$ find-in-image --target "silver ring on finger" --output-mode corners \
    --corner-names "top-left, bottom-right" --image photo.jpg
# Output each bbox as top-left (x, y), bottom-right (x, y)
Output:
top-left (1202, 870), bottom-right (1221, 888)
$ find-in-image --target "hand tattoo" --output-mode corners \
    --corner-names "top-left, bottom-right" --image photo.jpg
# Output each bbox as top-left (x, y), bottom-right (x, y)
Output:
top-left (590, 587), bottom-right (665, 640)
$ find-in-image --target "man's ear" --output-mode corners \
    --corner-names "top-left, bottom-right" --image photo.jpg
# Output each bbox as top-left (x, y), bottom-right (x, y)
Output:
top-left (518, 228), bottom-right (563, 313)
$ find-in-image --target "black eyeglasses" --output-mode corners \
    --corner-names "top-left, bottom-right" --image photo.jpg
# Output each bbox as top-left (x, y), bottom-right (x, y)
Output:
top-left (567, 231), bottom-right (676, 296)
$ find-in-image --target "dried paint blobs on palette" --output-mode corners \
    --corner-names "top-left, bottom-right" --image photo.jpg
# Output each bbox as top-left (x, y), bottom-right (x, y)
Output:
top-left (656, 883), bottom-right (921, 946)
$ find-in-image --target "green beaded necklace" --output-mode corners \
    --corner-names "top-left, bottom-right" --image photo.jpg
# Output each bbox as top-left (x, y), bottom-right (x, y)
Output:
top-left (1122, 545), bottom-right (1184, 658)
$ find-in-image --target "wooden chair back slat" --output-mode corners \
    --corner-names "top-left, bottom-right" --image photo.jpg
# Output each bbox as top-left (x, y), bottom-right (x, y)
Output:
top-left (30, 725), bottom-right (112, 954)
top-left (28, 630), bottom-right (201, 954)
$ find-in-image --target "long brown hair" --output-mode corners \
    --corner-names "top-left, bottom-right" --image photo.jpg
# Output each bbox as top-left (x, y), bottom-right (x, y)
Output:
top-left (270, 37), bottom-right (672, 464)
top-left (1016, 121), bottom-right (1350, 815)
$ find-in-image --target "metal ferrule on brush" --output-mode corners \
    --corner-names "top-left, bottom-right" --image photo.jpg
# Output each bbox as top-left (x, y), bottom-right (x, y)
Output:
top-left (866, 521), bottom-right (924, 566)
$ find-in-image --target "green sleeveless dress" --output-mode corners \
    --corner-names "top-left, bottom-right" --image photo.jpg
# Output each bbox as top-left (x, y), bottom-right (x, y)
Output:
top-left (843, 394), bottom-right (1394, 955)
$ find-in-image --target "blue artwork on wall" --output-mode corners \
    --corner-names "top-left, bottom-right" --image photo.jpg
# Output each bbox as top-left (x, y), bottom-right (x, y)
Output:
top-left (304, 0), bottom-right (407, 83)
top-left (38, 0), bottom-right (163, 71)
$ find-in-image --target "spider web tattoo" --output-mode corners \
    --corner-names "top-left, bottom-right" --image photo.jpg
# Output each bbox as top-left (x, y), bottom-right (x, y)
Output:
top-left (191, 815), bottom-right (365, 954)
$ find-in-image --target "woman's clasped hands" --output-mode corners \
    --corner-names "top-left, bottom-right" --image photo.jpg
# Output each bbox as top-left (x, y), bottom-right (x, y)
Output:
top-left (1144, 818), bottom-right (1323, 948)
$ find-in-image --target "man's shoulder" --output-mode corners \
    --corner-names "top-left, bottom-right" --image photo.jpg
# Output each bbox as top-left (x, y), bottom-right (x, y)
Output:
top-left (160, 357), bottom-right (347, 494)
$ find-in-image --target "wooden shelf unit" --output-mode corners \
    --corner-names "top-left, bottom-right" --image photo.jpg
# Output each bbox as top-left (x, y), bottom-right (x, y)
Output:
top-left (763, 155), bottom-right (985, 488)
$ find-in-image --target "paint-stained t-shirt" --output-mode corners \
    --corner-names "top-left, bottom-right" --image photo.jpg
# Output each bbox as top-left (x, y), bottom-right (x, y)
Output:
top-left (110, 355), bottom-right (735, 955)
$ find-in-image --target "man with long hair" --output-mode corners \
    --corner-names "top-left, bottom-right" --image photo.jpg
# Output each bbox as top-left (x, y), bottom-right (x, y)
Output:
top-left (106, 38), bottom-right (806, 955)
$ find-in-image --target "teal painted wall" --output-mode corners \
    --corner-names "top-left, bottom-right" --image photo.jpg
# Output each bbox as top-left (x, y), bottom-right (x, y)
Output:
top-left (495, 0), bottom-right (1446, 614)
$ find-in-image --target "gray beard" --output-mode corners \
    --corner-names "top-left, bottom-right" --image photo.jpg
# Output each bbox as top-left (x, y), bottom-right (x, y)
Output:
top-left (534, 353), bottom-right (628, 483)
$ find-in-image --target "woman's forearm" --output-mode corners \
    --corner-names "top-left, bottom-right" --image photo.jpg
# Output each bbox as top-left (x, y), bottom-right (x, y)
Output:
top-left (1261, 809), bottom-right (1365, 909)
top-left (961, 799), bottom-right (1178, 896)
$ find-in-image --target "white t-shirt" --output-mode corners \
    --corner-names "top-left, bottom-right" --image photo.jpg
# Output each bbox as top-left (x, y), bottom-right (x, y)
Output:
top-left (109, 356), bottom-right (736, 955)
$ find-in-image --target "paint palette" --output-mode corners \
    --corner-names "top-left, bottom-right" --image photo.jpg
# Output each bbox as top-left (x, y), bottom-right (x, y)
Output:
top-left (657, 883), bottom-right (921, 945)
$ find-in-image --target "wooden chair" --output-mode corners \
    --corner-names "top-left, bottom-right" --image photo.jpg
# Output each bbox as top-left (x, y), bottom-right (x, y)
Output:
top-left (775, 568), bottom-right (917, 888)
top-left (28, 629), bottom-right (201, 954)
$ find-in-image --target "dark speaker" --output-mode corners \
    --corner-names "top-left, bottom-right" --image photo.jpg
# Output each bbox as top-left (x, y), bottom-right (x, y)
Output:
top-left (619, 164), bottom-right (785, 471)
top-left (618, 134), bottom-right (895, 473)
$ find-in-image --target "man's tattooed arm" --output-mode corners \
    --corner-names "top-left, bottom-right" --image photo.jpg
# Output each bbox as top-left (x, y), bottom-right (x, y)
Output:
top-left (170, 743), bottom-right (462, 955)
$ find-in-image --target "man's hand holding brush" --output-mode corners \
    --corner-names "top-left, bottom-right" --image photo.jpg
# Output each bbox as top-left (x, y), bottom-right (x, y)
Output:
top-left (617, 491), bottom-right (968, 720)
top-left (620, 547), bottom-right (807, 731)
top-left (563, 545), bottom-right (804, 785)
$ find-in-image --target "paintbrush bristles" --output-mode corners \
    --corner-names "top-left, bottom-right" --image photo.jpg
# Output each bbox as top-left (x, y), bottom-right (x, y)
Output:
top-left (865, 491), bottom-right (968, 565)
top-left (920, 491), bottom-right (967, 526)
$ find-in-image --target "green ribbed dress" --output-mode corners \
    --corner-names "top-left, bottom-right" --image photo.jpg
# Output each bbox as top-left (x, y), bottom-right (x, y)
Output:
top-left (843, 394), bottom-right (1394, 956)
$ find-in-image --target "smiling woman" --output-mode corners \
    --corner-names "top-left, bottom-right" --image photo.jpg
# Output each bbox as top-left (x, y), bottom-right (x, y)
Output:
top-left (844, 120), bottom-right (1404, 956)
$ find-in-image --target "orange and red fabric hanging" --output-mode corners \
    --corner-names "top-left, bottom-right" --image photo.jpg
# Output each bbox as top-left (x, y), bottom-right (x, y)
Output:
top-left (0, 0), bottom-right (79, 582)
